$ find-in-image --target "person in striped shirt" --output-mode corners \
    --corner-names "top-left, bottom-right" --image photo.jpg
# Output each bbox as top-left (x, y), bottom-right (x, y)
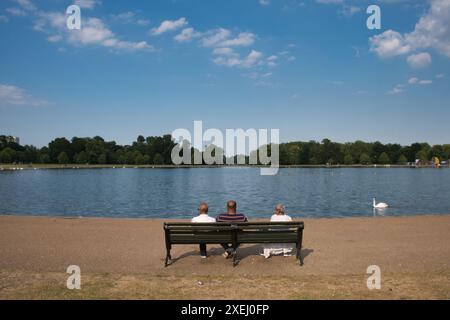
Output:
top-left (216, 200), bottom-right (248, 258)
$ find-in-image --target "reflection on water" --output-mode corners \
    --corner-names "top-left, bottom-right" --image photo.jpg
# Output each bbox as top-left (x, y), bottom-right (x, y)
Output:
top-left (0, 168), bottom-right (449, 219)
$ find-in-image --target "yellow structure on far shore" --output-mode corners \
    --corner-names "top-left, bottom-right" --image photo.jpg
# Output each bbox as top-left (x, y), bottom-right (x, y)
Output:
top-left (433, 157), bottom-right (441, 168)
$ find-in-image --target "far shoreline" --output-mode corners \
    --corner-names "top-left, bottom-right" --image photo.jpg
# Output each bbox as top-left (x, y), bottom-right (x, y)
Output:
top-left (1, 212), bottom-right (450, 221)
top-left (1, 163), bottom-right (448, 171)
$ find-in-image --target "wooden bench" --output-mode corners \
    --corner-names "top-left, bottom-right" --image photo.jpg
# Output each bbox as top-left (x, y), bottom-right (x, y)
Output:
top-left (163, 222), bottom-right (304, 267)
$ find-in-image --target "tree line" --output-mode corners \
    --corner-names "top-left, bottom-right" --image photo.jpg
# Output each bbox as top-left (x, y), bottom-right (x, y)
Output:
top-left (0, 135), bottom-right (449, 165)
top-left (274, 139), bottom-right (449, 165)
top-left (0, 135), bottom-right (174, 165)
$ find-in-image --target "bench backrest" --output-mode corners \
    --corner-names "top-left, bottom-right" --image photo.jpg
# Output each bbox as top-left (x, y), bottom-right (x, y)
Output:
top-left (164, 222), bottom-right (304, 245)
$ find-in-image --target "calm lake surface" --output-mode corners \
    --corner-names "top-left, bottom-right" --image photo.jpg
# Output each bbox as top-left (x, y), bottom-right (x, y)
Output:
top-left (0, 168), bottom-right (449, 219)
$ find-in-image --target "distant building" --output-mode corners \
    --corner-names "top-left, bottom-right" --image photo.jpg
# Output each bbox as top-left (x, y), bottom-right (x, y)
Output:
top-left (1, 135), bottom-right (20, 145)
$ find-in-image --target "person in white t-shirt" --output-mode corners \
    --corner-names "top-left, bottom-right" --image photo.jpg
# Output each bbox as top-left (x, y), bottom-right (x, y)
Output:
top-left (262, 204), bottom-right (294, 258)
top-left (191, 202), bottom-right (216, 258)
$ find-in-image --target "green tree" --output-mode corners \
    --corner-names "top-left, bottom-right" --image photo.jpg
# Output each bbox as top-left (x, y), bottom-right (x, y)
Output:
top-left (137, 135), bottom-right (145, 144)
top-left (0, 147), bottom-right (16, 163)
top-left (48, 138), bottom-right (72, 162)
top-left (57, 152), bottom-right (69, 164)
top-left (85, 138), bottom-right (106, 164)
top-left (117, 154), bottom-right (127, 165)
top-left (71, 137), bottom-right (87, 155)
top-left (442, 145), bottom-right (450, 160)
top-left (75, 151), bottom-right (88, 164)
top-left (416, 149), bottom-right (429, 163)
top-left (378, 152), bottom-right (390, 164)
top-left (359, 153), bottom-right (371, 165)
top-left (135, 153), bottom-right (146, 165)
top-left (98, 153), bottom-right (107, 164)
top-left (38, 153), bottom-right (50, 164)
top-left (397, 154), bottom-right (408, 165)
top-left (344, 154), bottom-right (354, 165)
top-left (153, 153), bottom-right (164, 164)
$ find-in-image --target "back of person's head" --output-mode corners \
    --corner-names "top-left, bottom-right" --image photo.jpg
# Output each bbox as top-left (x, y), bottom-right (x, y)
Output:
top-left (198, 202), bottom-right (209, 215)
top-left (227, 200), bottom-right (237, 214)
top-left (274, 204), bottom-right (285, 215)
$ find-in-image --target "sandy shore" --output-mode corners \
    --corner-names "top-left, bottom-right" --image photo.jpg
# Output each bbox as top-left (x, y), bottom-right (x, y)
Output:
top-left (1, 214), bottom-right (450, 299)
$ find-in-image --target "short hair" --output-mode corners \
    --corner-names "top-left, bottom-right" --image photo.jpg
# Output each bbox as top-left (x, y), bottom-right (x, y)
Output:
top-left (227, 200), bottom-right (237, 210)
top-left (274, 204), bottom-right (285, 214)
top-left (199, 202), bottom-right (209, 213)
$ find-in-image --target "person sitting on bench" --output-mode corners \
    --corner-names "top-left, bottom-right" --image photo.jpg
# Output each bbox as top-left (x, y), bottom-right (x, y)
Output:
top-left (191, 202), bottom-right (215, 258)
top-left (216, 200), bottom-right (248, 258)
top-left (262, 204), bottom-right (294, 258)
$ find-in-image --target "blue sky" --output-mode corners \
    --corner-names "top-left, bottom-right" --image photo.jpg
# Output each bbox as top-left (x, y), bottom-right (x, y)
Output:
top-left (0, 0), bottom-right (449, 147)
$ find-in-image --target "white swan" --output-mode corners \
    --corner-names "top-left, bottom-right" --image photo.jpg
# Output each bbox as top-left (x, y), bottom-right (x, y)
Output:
top-left (373, 198), bottom-right (389, 209)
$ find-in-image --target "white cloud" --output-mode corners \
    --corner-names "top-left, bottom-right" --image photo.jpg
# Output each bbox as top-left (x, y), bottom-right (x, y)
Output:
top-left (70, 17), bottom-right (152, 50)
top-left (241, 50), bottom-right (263, 67)
top-left (246, 71), bottom-right (272, 79)
top-left (408, 77), bottom-right (419, 84)
top-left (33, 11), bottom-right (65, 31)
top-left (244, 71), bottom-right (274, 86)
top-left (150, 18), bottom-right (187, 36)
top-left (113, 11), bottom-right (133, 20)
top-left (74, 0), bottom-right (100, 10)
top-left (316, 0), bottom-right (361, 17)
top-left (341, 5), bottom-right (361, 17)
top-left (6, 7), bottom-right (27, 16)
top-left (111, 12), bottom-right (150, 26)
top-left (407, 52), bottom-right (432, 68)
top-left (370, 0), bottom-right (450, 64)
top-left (213, 49), bottom-right (263, 68)
top-left (436, 73), bottom-right (445, 78)
top-left (370, 30), bottom-right (411, 58)
top-left (418, 79), bottom-right (433, 85)
top-left (315, 0), bottom-right (343, 4)
top-left (387, 84), bottom-right (405, 95)
top-left (47, 35), bottom-right (62, 42)
top-left (219, 32), bottom-right (256, 47)
top-left (176, 26), bottom-right (271, 70)
top-left (212, 47), bottom-right (236, 56)
top-left (35, 12), bottom-right (153, 52)
top-left (136, 19), bottom-right (150, 26)
top-left (174, 27), bottom-right (201, 42)
top-left (0, 84), bottom-right (47, 107)
top-left (404, 76), bottom-right (433, 91)
top-left (67, 18), bottom-right (112, 44)
top-left (7, 1), bottom-right (150, 53)
top-left (408, 77), bottom-right (433, 85)
top-left (405, 0), bottom-right (450, 57)
top-left (201, 28), bottom-right (232, 47)
top-left (277, 50), bottom-right (296, 62)
top-left (266, 55), bottom-right (278, 67)
top-left (200, 29), bottom-right (255, 48)
top-left (15, 0), bottom-right (37, 12)
top-left (259, 0), bottom-right (270, 6)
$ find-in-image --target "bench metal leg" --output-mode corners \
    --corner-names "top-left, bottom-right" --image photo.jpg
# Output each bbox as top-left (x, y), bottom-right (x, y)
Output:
top-left (232, 249), bottom-right (238, 267)
top-left (164, 250), bottom-right (172, 267)
top-left (297, 247), bottom-right (303, 266)
top-left (164, 227), bottom-right (172, 267)
top-left (297, 228), bottom-right (304, 266)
